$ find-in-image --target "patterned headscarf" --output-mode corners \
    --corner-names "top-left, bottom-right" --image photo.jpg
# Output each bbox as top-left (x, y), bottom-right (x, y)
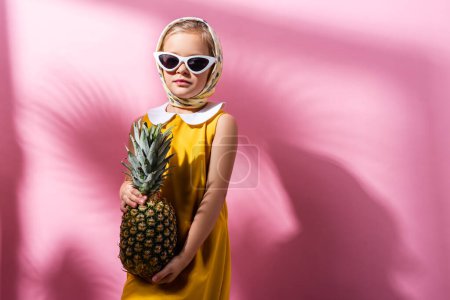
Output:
top-left (154, 16), bottom-right (223, 109)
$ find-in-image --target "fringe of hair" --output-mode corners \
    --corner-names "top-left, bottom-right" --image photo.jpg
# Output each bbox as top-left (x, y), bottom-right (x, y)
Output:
top-left (162, 20), bottom-right (215, 56)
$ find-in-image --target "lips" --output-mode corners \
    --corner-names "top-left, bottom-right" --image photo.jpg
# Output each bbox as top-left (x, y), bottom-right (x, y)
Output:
top-left (173, 79), bottom-right (191, 84)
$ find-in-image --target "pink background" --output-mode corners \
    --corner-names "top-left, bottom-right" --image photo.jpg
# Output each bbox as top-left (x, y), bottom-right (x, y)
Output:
top-left (1, 0), bottom-right (450, 299)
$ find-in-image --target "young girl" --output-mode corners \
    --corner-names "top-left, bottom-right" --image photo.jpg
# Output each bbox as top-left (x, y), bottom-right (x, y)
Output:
top-left (119, 17), bottom-right (238, 300)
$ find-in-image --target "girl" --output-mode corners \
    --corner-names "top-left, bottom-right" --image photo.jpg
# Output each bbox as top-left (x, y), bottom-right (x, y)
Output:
top-left (119, 17), bottom-right (238, 300)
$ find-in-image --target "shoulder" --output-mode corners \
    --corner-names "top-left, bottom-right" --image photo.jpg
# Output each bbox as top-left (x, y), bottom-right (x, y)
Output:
top-left (217, 112), bottom-right (238, 132)
top-left (213, 113), bottom-right (238, 144)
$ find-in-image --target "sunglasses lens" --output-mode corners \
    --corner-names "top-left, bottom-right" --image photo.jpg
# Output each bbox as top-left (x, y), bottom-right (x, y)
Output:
top-left (158, 54), bottom-right (179, 69)
top-left (188, 57), bottom-right (210, 72)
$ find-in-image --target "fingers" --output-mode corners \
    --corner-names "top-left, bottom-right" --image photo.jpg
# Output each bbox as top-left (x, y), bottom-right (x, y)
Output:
top-left (119, 183), bottom-right (147, 211)
top-left (156, 274), bottom-right (173, 284)
top-left (129, 192), bottom-right (147, 206)
top-left (153, 271), bottom-right (172, 284)
top-left (129, 187), bottom-right (147, 204)
top-left (120, 200), bottom-right (128, 213)
top-left (122, 194), bottom-right (139, 208)
top-left (133, 189), bottom-right (148, 201)
top-left (130, 188), bottom-right (141, 197)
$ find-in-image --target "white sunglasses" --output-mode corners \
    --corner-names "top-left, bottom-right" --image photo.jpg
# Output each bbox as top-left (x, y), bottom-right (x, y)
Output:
top-left (153, 51), bottom-right (217, 74)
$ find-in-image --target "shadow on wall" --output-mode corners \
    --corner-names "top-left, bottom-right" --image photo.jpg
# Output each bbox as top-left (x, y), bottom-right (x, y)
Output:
top-left (23, 70), bottom-right (132, 212)
top-left (0, 0), bottom-right (23, 299)
top-left (233, 142), bottom-right (413, 300)
top-left (10, 69), bottom-right (137, 298)
top-left (22, 242), bottom-right (116, 300)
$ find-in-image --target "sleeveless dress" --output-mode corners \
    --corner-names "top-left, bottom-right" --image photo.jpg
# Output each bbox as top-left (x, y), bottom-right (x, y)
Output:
top-left (121, 101), bottom-right (231, 300)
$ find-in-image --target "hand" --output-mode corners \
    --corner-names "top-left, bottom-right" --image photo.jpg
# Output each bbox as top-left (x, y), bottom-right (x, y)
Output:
top-left (119, 181), bottom-right (147, 213)
top-left (152, 254), bottom-right (191, 284)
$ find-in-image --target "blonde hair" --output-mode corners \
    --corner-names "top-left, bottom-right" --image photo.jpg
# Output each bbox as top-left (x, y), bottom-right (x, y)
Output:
top-left (161, 20), bottom-right (215, 56)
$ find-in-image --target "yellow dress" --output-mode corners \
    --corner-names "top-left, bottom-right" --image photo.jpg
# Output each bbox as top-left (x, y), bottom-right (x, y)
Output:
top-left (121, 101), bottom-right (231, 300)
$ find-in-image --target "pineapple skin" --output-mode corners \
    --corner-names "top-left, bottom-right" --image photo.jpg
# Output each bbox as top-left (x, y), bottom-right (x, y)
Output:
top-left (119, 189), bottom-right (178, 282)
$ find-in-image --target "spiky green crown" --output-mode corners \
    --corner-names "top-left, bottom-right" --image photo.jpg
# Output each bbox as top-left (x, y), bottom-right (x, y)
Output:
top-left (121, 119), bottom-right (175, 196)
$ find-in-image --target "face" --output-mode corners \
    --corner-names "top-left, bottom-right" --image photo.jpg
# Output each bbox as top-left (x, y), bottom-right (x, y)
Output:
top-left (161, 32), bottom-right (213, 99)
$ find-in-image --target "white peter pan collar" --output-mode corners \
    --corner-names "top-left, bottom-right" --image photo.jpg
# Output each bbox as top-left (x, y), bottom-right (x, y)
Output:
top-left (147, 101), bottom-right (225, 125)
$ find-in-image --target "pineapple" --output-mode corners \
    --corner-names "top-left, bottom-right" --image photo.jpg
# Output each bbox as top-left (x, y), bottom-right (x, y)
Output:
top-left (119, 119), bottom-right (178, 282)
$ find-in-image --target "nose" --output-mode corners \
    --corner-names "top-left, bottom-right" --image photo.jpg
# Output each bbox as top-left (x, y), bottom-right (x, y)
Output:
top-left (176, 62), bottom-right (189, 74)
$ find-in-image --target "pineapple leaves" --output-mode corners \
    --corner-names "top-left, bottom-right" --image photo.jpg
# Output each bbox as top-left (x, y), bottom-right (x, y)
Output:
top-left (158, 138), bottom-right (172, 158)
top-left (133, 120), bottom-right (141, 148)
top-left (121, 160), bottom-right (133, 171)
top-left (120, 170), bottom-right (132, 176)
top-left (127, 149), bottom-right (140, 168)
top-left (122, 119), bottom-right (175, 195)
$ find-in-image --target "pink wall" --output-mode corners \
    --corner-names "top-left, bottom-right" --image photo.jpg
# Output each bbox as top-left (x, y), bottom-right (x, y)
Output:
top-left (1, 0), bottom-right (449, 299)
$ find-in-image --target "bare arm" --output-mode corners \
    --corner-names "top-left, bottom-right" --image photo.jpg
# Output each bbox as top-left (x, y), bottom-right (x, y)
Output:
top-left (178, 113), bottom-right (239, 263)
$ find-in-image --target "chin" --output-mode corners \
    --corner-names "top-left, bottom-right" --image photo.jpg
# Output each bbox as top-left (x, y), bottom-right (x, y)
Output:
top-left (170, 87), bottom-right (198, 99)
